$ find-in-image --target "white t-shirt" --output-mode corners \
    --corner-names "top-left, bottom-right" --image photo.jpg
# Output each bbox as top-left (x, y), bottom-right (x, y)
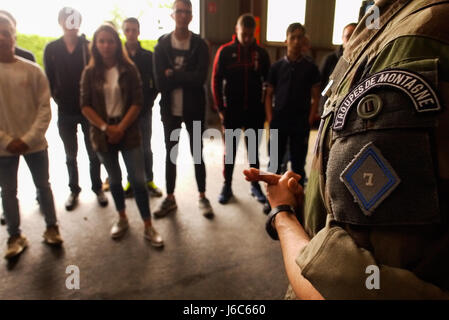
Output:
top-left (103, 66), bottom-right (123, 118)
top-left (0, 57), bottom-right (51, 156)
top-left (170, 32), bottom-right (191, 117)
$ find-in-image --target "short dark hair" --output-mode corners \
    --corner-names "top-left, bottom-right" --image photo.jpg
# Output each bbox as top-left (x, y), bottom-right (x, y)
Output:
top-left (0, 14), bottom-right (15, 36)
top-left (58, 7), bottom-right (82, 26)
top-left (344, 22), bottom-right (357, 31)
top-left (0, 10), bottom-right (16, 27)
top-left (123, 17), bottom-right (140, 30)
top-left (172, 0), bottom-right (192, 10)
top-left (237, 13), bottom-right (256, 29)
top-left (286, 22), bottom-right (306, 36)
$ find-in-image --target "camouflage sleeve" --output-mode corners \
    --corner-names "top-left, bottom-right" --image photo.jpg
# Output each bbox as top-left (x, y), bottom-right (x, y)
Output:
top-left (295, 3), bottom-right (449, 299)
top-left (295, 216), bottom-right (449, 299)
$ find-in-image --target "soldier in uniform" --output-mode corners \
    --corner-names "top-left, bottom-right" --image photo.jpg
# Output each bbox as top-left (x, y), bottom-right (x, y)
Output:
top-left (245, 0), bottom-right (449, 299)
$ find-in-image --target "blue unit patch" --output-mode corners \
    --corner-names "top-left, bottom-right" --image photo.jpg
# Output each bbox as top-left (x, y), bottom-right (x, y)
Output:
top-left (340, 142), bottom-right (401, 216)
top-left (333, 69), bottom-right (441, 131)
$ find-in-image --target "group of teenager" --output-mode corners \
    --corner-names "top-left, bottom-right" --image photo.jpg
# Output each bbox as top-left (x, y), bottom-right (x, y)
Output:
top-left (212, 15), bottom-right (355, 215)
top-left (0, 0), bottom-right (355, 261)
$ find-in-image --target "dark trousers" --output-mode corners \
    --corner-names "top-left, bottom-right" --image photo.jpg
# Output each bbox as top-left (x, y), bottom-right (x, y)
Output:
top-left (222, 123), bottom-right (264, 187)
top-left (162, 116), bottom-right (206, 195)
top-left (58, 113), bottom-right (102, 194)
top-left (127, 109), bottom-right (154, 184)
top-left (269, 127), bottom-right (309, 186)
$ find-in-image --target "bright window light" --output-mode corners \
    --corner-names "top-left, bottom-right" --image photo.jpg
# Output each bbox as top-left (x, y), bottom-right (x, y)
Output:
top-left (266, 0), bottom-right (306, 42)
top-left (2, 0), bottom-right (200, 39)
top-left (332, 0), bottom-right (360, 45)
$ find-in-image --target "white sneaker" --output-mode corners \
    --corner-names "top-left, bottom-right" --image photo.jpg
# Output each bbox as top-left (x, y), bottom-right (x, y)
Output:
top-left (144, 225), bottom-right (164, 247)
top-left (111, 217), bottom-right (129, 239)
top-left (4, 234), bottom-right (28, 259)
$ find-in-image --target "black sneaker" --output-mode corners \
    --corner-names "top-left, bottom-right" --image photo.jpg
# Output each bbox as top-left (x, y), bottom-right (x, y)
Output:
top-left (65, 192), bottom-right (79, 211)
top-left (251, 183), bottom-right (267, 203)
top-left (153, 197), bottom-right (177, 218)
top-left (218, 184), bottom-right (233, 204)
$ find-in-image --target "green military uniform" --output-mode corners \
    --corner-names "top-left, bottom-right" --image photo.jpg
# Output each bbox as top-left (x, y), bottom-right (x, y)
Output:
top-left (292, 0), bottom-right (449, 299)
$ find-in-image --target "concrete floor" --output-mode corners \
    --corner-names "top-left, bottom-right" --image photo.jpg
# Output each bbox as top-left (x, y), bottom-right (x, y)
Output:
top-left (0, 100), bottom-right (317, 300)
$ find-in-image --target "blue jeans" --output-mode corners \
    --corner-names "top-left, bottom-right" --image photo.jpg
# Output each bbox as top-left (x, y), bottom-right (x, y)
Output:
top-left (0, 150), bottom-right (58, 237)
top-left (139, 109), bottom-right (154, 183)
top-left (58, 113), bottom-right (102, 194)
top-left (97, 147), bottom-right (151, 220)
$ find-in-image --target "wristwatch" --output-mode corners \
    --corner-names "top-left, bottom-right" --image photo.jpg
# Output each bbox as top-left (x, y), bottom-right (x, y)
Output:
top-left (100, 123), bottom-right (108, 132)
top-left (266, 205), bottom-right (296, 240)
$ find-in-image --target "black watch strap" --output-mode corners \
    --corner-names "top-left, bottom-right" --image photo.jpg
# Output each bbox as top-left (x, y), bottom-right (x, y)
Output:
top-left (266, 205), bottom-right (295, 240)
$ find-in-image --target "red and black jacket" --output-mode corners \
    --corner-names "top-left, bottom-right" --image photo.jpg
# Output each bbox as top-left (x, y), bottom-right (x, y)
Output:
top-left (212, 35), bottom-right (270, 126)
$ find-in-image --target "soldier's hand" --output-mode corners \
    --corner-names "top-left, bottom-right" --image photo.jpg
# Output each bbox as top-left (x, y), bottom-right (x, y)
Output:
top-left (267, 171), bottom-right (303, 208)
top-left (243, 168), bottom-right (304, 208)
top-left (244, 168), bottom-right (280, 185)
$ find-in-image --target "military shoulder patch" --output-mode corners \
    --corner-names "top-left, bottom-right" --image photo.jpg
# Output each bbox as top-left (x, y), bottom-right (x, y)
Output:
top-left (333, 69), bottom-right (441, 131)
top-left (340, 142), bottom-right (401, 216)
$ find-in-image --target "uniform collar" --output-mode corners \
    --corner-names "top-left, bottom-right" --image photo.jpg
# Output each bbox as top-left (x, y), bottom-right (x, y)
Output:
top-left (333, 0), bottom-right (411, 92)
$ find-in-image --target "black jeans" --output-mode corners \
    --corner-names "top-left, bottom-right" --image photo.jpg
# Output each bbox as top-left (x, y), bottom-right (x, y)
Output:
top-left (269, 126), bottom-right (309, 186)
top-left (162, 116), bottom-right (206, 195)
top-left (57, 112), bottom-right (102, 194)
top-left (222, 123), bottom-right (264, 187)
top-left (139, 109), bottom-right (155, 183)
